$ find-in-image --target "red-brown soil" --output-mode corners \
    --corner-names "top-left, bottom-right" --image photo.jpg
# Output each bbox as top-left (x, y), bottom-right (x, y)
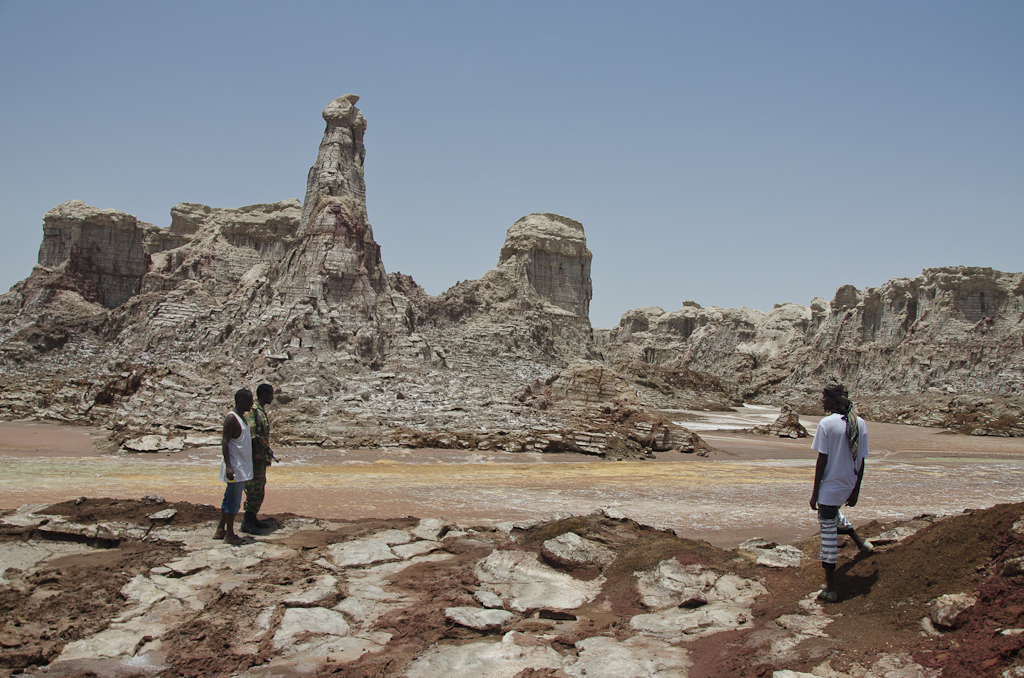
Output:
top-left (2, 499), bottom-right (1024, 677)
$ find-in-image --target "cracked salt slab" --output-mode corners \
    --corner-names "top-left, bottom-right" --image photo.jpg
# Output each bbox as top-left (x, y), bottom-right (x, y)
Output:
top-left (403, 631), bottom-right (564, 678)
top-left (0, 503), bottom-right (52, 527)
top-left (474, 549), bottom-right (604, 612)
top-left (631, 559), bottom-right (766, 638)
top-left (164, 542), bottom-right (292, 574)
top-left (326, 529), bottom-right (415, 568)
top-left (274, 607), bottom-right (350, 646)
top-left (411, 517), bottom-right (448, 541)
top-left (445, 606), bottom-right (515, 630)
top-left (283, 574), bottom-right (338, 605)
top-left (738, 540), bottom-right (804, 568)
top-left (335, 552), bottom-right (455, 628)
top-left (542, 531), bottom-right (615, 566)
top-left (0, 540), bottom-right (95, 584)
top-left (636, 559), bottom-right (718, 610)
top-left (273, 608), bottom-right (391, 662)
top-left (565, 636), bottom-right (690, 678)
top-left (775, 613), bottom-right (832, 637)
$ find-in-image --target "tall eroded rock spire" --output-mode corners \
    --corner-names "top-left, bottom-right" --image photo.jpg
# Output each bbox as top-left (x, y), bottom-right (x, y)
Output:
top-left (299, 94), bottom-right (369, 236)
top-left (267, 94), bottom-right (399, 352)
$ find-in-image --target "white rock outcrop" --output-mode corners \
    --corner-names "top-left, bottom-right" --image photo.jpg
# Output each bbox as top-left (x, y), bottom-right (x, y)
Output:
top-left (474, 549), bottom-right (605, 612)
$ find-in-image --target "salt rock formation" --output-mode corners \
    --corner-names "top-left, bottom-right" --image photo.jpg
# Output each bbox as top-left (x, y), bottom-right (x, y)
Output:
top-left (497, 213), bottom-right (592, 316)
top-left (750, 403), bottom-right (808, 438)
top-left (0, 95), bottom-right (428, 440)
top-left (36, 200), bottom-right (152, 308)
top-left (0, 95), bottom-right (679, 458)
top-left (412, 212), bottom-right (598, 396)
top-left (601, 267), bottom-right (1024, 430)
top-left (284, 94), bottom-right (396, 336)
top-left (142, 200), bottom-right (301, 297)
top-left (423, 213), bottom-right (592, 323)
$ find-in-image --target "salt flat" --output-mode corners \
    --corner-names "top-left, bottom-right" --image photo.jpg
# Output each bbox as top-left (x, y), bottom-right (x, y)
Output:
top-left (3, 417), bottom-right (1023, 547)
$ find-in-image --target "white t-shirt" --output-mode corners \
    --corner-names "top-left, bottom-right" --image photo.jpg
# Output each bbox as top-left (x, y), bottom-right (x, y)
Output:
top-left (812, 413), bottom-right (869, 506)
top-left (219, 411), bottom-right (254, 483)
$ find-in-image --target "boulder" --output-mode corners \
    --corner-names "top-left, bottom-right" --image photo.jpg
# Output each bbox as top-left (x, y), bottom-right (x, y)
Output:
top-left (929, 593), bottom-right (976, 628)
top-left (541, 532), bottom-right (616, 568)
top-left (444, 606), bottom-right (515, 631)
top-left (750, 404), bottom-right (808, 438)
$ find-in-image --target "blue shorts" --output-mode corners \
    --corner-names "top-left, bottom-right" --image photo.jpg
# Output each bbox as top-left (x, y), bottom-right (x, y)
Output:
top-left (221, 481), bottom-right (244, 514)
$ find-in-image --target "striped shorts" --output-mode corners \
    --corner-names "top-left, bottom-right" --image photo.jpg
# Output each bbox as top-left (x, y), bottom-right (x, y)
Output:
top-left (818, 505), bottom-right (855, 569)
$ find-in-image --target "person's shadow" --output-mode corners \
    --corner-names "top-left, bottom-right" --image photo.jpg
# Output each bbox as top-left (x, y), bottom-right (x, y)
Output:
top-left (239, 518), bottom-right (284, 541)
top-left (835, 551), bottom-right (879, 600)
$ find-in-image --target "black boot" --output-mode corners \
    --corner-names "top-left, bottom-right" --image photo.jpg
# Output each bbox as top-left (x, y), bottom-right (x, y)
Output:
top-left (240, 512), bottom-right (261, 534)
top-left (254, 516), bottom-right (271, 528)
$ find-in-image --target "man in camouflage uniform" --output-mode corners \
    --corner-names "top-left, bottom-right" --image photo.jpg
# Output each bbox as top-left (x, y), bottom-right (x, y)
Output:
top-left (241, 383), bottom-right (275, 534)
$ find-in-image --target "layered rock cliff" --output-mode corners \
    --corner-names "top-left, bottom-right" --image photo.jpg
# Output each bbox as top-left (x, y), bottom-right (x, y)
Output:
top-left (412, 212), bottom-right (598, 377)
top-left (0, 95), bottom-right (423, 442)
top-left (0, 93), bottom-right (1020, 444)
top-left (600, 266), bottom-right (1024, 432)
top-left (0, 95), bottom-right (696, 455)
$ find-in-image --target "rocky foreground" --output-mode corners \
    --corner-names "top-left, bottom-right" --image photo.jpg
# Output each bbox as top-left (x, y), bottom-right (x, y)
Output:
top-left (2, 499), bottom-right (1024, 677)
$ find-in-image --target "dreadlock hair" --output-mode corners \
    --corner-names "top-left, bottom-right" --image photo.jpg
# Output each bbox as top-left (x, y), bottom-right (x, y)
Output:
top-left (823, 378), bottom-right (859, 461)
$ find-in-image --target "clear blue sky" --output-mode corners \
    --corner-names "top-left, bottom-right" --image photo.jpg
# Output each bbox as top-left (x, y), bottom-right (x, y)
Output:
top-left (1, 1), bottom-right (1021, 328)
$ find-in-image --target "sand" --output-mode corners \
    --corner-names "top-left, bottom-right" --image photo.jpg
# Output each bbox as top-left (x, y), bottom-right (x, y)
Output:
top-left (2, 416), bottom-right (1023, 548)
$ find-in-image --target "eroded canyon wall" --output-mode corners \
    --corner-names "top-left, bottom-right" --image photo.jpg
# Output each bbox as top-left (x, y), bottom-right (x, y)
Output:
top-left (0, 93), bottom-right (1021, 445)
top-left (600, 266), bottom-right (1024, 432)
top-left (0, 95), bottom-right (675, 455)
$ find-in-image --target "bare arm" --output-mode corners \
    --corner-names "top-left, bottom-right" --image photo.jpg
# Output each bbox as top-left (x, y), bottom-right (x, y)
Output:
top-left (847, 460), bottom-right (865, 507)
top-left (810, 452), bottom-right (828, 510)
top-left (221, 413), bottom-right (241, 481)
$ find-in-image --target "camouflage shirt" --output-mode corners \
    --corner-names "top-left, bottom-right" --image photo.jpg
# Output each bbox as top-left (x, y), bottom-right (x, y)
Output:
top-left (246, 402), bottom-right (270, 459)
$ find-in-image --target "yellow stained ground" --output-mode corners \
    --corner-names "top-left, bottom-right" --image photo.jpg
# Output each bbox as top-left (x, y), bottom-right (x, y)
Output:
top-left (2, 419), bottom-right (1023, 547)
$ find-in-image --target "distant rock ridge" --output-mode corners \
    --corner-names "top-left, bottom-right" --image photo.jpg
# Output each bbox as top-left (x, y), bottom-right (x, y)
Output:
top-left (0, 93), bottom-right (1021, 442)
top-left (601, 266), bottom-right (1024, 426)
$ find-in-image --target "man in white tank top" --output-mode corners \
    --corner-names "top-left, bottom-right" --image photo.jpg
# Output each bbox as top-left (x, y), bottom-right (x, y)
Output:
top-left (214, 389), bottom-right (254, 545)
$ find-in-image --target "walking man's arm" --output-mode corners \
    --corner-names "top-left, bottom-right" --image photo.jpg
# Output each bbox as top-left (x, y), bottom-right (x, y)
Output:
top-left (810, 452), bottom-right (828, 510)
top-left (847, 461), bottom-right (865, 507)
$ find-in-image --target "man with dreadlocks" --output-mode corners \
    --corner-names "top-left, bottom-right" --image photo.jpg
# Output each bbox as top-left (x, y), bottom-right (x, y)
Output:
top-left (809, 379), bottom-right (874, 602)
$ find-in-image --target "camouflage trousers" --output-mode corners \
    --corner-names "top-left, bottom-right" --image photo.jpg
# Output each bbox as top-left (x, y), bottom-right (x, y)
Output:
top-left (243, 459), bottom-right (268, 514)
